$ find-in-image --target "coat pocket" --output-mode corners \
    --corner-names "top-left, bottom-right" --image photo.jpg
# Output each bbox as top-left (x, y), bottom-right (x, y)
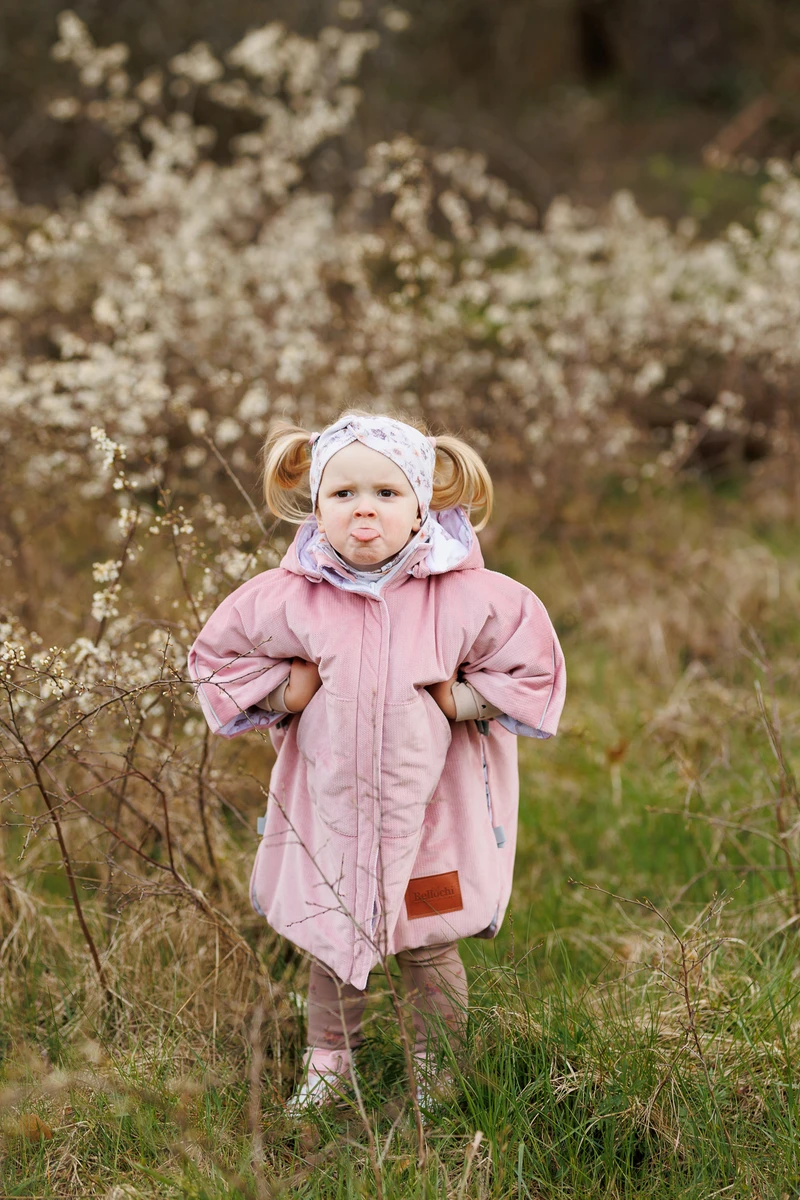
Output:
top-left (295, 689), bottom-right (359, 837)
top-left (379, 690), bottom-right (453, 839)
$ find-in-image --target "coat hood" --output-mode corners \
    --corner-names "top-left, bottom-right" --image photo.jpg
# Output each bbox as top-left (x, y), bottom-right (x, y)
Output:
top-left (279, 506), bottom-right (484, 587)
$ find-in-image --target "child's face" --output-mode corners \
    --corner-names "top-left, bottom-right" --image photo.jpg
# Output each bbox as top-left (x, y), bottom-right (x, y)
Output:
top-left (316, 442), bottom-right (422, 569)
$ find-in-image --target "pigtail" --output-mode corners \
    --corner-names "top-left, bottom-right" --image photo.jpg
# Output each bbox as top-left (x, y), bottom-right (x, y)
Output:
top-left (431, 435), bottom-right (494, 531)
top-left (259, 421), bottom-right (313, 523)
top-left (259, 411), bottom-right (493, 529)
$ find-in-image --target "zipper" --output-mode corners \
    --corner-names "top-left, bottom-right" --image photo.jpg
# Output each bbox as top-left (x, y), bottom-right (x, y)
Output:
top-left (365, 595), bottom-right (390, 948)
top-left (479, 727), bottom-right (506, 848)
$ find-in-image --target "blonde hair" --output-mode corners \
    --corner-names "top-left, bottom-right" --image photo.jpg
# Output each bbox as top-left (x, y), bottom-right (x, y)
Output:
top-left (260, 409), bottom-right (493, 530)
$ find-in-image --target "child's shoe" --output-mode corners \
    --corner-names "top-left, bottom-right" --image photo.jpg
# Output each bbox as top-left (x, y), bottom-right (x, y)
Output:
top-left (413, 1050), bottom-right (456, 1113)
top-left (285, 1047), bottom-right (352, 1114)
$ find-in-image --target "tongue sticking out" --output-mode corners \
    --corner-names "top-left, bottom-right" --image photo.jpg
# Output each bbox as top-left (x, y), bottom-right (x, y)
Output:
top-left (351, 528), bottom-right (380, 542)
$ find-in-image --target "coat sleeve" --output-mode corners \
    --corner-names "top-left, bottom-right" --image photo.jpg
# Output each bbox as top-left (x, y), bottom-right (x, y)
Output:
top-left (459, 574), bottom-right (566, 739)
top-left (186, 570), bottom-right (304, 738)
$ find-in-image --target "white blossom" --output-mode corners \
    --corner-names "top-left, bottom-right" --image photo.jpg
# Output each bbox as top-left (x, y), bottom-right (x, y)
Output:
top-left (92, 559), bottom-right (122, 583)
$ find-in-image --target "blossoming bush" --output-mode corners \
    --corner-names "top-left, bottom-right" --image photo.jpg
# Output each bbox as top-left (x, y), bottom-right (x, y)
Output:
top-left (2, 10), bottom-right (800, 528)
top-left (2, 14), bottom-right (800, 1189)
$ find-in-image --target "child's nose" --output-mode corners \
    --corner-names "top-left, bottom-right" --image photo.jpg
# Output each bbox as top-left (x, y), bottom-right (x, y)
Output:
top-left (353, 495), bottom-right (377, 517)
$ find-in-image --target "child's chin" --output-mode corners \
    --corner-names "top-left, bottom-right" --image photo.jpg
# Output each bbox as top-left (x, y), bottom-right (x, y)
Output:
top-left (347, 546), bottom-right (383, 564)
top-left (338, 538), bottom-right (400, 568)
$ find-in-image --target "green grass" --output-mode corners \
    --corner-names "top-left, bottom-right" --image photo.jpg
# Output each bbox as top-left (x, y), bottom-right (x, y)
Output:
top-left (2, 483), bottom-right (800, 1197)
top-left (5, 948), bottom-right (800, 1196)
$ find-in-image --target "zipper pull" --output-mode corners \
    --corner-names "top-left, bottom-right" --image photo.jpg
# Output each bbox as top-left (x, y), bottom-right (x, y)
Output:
top-left (476, 719), bottom-right (490, 736)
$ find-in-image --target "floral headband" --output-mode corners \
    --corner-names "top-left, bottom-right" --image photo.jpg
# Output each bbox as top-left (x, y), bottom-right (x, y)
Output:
top-left (308, 415), bottom-right (437, 518)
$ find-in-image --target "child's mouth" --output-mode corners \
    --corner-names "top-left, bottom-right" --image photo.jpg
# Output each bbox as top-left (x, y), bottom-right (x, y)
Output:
top-left (351, 528), bottom-right (380, 542)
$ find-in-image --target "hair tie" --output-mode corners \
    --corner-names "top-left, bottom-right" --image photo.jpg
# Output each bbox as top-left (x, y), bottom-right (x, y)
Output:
top-left (308, 432), bottom-right (320, 448)
top-left (427, 436), bottom-right (437, 447)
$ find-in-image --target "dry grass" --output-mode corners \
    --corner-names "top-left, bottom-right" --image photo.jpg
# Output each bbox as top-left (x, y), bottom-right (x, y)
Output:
top-left (2, 475), bottom-right (800, 1196)
top-left (1, 14), bottom-right (800, 1192)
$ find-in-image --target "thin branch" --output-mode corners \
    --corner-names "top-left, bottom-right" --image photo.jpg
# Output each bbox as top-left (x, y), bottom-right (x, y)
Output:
top-left (203, 434), bottom-right (269, 539)
top-left (569, 879), bottom-right (737, 1171)
top-left (196, 725), bottom-right (217, 877)
top-left (7, 701), bottom-right (111, 1003)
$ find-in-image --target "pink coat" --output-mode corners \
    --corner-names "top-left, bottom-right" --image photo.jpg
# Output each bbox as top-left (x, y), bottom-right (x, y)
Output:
top-left (187, 509), bottom-right (566, 988)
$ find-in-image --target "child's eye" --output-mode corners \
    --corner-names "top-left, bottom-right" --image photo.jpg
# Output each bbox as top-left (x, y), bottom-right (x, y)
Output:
top-left (378, 489), bottom-right (396, 498)
top-left (334, 489), bottom-right (352, 498)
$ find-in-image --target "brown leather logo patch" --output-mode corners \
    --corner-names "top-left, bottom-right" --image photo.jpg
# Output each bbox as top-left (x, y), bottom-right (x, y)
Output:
top-left (405, 870), bottom-right (463, 920)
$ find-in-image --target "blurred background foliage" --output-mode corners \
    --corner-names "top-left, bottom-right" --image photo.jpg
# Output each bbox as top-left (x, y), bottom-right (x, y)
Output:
top-left (4, 0), bottom-right (800, 229)
top-left (3, 8), bottom-right (800, 1194)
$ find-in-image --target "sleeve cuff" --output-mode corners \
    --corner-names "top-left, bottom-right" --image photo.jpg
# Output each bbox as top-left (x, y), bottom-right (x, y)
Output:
top-left (255, 677), bottom-right (290, 713)
top-left (495, 713), bottom-right (552, 738)
top-left (451, 680), bottom-right (504, 722)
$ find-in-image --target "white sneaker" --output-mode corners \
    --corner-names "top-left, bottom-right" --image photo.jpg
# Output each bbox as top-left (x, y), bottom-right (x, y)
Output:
top-left (413, 1052), bottom-right (456, 1112)
top-left (285, 1047), bottom-right (352, 1114)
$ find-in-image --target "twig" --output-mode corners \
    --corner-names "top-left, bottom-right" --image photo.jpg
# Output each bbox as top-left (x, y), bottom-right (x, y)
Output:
top-left (93, 509), bottom-right (140, 648)
top-left (248, 1004), bottom-right (268, 1200)
top-left (63, 750), bottom-right (208, 875)
top-left (773, 782), bottom-right (800, 920)
top-left (40, 757), bottom-right (263, 966)
top-left (5, 692), bottom-right (112, 1004)
top-left (196, 725), bottom-right (217, 877)
top-left (756, 680), bottom-right (800, 815)
top-left (334, 977), bottom-right (384, 1200)
top-left (646, 805), bottom-right (795, 861)
top-left (569, 879), bottom-right (737, 1172)
top-left (203, 434), bottom-right (269, 539)
top-left (165, 509), bottom-right (203, 631)
top-left (457, 1130), bottom-right (483, 1200)
top-left (703, 94), bottom-right (779, 168)
top-left (754, 679), bottom-right (800, 918)
top-left (378, 956), bottom-right (427, 1168)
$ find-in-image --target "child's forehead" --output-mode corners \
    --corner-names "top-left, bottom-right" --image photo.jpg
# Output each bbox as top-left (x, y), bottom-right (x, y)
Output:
top-left (320, 441), bottom-right (411, 487)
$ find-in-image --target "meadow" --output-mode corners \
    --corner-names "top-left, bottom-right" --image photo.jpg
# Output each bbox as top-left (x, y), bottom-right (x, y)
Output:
top-left (3, 476), bottom-right (799, 1198)
top-left (2, 12), bottom-right (800, 1198)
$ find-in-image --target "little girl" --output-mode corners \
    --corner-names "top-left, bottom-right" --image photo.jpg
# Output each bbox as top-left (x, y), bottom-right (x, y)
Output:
top-left (188, 411), bottom-right (566, 1109)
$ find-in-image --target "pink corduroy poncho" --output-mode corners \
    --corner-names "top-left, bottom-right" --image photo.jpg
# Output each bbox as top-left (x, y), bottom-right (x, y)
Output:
top-left (187, 508), bottom-right (566, 988)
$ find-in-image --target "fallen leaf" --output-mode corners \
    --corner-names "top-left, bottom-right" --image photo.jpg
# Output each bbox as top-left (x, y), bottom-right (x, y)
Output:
top-left (17, 1113), bottom-right (53, 1141)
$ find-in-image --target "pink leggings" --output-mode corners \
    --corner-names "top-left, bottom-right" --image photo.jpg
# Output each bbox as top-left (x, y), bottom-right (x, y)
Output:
top-left (307, 942), bottom-right (468, 1058)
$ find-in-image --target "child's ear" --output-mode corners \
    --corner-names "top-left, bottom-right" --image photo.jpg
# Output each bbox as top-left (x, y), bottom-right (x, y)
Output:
top-left (412, 508), bottom-right (421, 532)
top-left (314, 504), bottom-right (324, 531)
